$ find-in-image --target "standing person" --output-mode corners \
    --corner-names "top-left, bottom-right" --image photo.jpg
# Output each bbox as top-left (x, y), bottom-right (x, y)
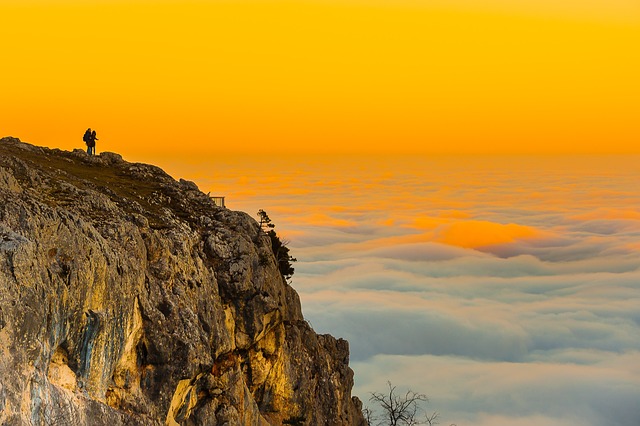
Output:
top-left (89, 130), bottom-right (98, 155)
top-left (83, 128), bottom-right (92, 154)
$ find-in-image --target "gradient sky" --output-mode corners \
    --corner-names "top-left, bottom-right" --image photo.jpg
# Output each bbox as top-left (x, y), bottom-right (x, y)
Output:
top-left (2, 2), bottom-right (640, 425)
top-left (2, 0), bottom-right (639, 157)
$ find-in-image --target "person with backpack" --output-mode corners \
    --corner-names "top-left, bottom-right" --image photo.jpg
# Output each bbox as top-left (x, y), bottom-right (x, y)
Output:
top-left (83, 128), bottom-right (92, 155)
top-left (83, 128), bottom-right (98, 155)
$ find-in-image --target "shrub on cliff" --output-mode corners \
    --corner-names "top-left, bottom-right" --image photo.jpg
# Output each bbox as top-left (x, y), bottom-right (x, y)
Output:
top-left (257, 209), bottom-right (297, 281)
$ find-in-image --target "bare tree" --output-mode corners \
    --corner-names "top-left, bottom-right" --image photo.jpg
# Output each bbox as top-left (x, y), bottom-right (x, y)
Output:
top-left (366, 381), bottom-right (444, 426)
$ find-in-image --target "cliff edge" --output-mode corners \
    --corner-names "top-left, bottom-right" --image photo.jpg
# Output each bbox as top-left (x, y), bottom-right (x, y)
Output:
top-left (0, 137), bottom-right (365, 425)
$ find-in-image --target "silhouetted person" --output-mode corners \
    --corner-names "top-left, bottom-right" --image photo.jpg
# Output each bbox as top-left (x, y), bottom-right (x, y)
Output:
top-left (90, 130), bottom-right (98, 155)
top-left (83, 128), bottom-right (92, 154)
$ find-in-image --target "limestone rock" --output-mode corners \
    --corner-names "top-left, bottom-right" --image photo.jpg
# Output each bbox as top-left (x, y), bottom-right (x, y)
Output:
top-left (0, 137), bottom-right (365, 426)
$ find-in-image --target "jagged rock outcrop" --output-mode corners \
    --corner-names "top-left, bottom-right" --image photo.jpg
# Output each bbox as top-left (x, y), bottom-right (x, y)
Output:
top-left (0, 137), bottom-right (365, 425)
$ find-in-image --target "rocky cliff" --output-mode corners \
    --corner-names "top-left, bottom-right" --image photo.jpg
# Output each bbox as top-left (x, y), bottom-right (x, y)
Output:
top-left (0, 137), bottom-right (365, 425)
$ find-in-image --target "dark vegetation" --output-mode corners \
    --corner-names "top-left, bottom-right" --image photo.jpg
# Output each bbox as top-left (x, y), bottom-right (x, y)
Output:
top-left (257, 209), bottom-right (297, 281)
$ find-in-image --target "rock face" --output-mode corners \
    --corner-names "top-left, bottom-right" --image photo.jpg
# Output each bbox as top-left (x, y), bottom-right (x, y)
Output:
top-left (0, 137), bottom-right (365, 425)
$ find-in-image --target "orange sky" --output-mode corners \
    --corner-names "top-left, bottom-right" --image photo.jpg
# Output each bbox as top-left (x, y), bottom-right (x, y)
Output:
top-left (1, 0), bottom-right (639, 158)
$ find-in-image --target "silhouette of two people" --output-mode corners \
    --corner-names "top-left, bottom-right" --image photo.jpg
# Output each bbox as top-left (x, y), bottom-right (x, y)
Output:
top-left (83, 128), bottom-right (98, 155)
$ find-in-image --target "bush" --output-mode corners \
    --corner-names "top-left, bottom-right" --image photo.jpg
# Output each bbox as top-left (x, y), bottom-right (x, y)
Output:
top-left (257, 210), bottom-right (297, 281)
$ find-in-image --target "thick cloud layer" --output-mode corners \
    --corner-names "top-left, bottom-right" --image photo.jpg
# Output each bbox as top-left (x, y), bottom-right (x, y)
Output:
top-left (184, 155), bottom-right (640, 426)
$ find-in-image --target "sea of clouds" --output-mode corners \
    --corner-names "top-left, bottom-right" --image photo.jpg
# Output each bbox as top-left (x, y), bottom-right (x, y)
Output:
top-left (179, 154), bottom-right (640, 426)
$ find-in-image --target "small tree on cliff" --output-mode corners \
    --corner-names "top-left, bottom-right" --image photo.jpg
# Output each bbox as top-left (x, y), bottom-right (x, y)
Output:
top-left (366, 382), bottom-right (446, 426)
top-left (257, 209), bottom-right (275, 232)
top-left (257, 210), bottom-right (297, 282)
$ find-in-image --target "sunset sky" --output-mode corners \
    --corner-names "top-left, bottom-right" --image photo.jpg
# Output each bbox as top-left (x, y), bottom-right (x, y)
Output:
top-left (2, 0), bottom-right (639, 157)
top-left (3, 2), bottom-right (640, 425)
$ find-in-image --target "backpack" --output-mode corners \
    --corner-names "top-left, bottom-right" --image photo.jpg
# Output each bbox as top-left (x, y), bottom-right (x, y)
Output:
top-left (83, 129), bottom-right (91, 144)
